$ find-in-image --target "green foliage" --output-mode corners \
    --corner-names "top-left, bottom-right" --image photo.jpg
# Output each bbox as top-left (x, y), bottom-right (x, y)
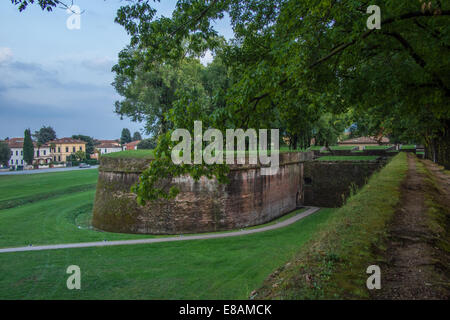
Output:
top-left (316, 156), bottom-right (380, 161)
top-left (33, 126), bottom-right (56, 145)
top-left (0, 142), bottom-right (11, 167)
top-left (137, 137), bottom-right (156, 149)
top-left (113, 0), bottom-right (450, 202)
top-left (22, 129), bottom-right (34, 165)
top-left (120, 128), bottom-right (132, 145)
top-left (132, 131), bottom-right (142, 141)
top-left (72, 135), bottom-right (95, 156)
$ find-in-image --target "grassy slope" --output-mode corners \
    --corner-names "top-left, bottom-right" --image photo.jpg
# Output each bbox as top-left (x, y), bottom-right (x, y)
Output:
top-left (0, 169), bottom-right (98, 209)
top-left (0, 208), bottom-right (335, 299)
top-left (316, 156), bottom-right (380, 161)
top-left (101, 150), bottom-right (155, 159)
top-left (255, 152), bottom-right (408, 299)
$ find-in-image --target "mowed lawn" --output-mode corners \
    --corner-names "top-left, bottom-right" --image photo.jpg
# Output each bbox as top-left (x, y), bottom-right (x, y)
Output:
top-left (0, 169), bottom-right (335, 299)
top-left (0, 169), bottom-right (99, 210)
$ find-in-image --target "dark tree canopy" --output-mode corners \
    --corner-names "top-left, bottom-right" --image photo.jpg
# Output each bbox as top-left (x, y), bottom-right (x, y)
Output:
top-left (23, 129), bottom-right (34, 165)
top-left (120, 128), bottom-right (132, 145)
top-left (137, 137), bottom-right (157, 150)
top-left (112, 0), bottom-right (449, 202)
top-left (33, 126), bottom-right (57, 145)
top-left (132, 131), bottom-right (143, 141)
top-left (0, 142), bottom-right (11, 167)
top-left (72, 135), bottom-right (95, 157)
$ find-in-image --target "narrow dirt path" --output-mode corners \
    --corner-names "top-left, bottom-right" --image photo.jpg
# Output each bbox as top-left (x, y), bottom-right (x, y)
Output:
top-left (373, 154), bottom-right (449, 299)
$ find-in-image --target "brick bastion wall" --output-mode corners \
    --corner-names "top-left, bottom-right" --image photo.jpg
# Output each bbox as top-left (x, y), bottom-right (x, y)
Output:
top-left (303, 160), bottom-right (387, 208)
top-left (92, 152), bottom-right (314, 235)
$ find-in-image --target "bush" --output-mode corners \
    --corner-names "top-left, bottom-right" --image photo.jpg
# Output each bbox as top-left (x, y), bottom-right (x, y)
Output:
top-left (137, 138), bottom-right (157, 150)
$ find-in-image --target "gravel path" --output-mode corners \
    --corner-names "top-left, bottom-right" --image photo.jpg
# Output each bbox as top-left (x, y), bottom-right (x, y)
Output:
top-left (0, 207), bottom-right (319, 254)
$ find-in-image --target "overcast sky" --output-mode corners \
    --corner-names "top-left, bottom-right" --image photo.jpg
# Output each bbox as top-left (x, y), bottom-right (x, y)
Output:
top-left (0, 0), bottom-right (232, 140)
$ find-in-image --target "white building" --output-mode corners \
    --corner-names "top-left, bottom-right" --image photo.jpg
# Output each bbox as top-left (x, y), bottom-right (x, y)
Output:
top-left (4, 138), bottom-right (52, 169)
top-left (96, 143), bottom-right (123, 155)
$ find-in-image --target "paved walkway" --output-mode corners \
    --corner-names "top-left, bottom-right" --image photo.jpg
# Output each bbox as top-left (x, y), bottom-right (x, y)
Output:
top-left (0, 207), bottom-right (320, 254)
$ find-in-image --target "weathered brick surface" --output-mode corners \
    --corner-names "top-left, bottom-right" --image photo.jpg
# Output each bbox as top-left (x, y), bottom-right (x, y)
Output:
top-left (92, 152), bottom-right (312, 234)
top-left (303, 160), bottom-right (387, 207)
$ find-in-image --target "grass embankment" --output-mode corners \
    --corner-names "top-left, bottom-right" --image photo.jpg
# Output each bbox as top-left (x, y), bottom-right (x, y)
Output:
top-left (0, 167), bottom-right (338, 299)
top-left (0, 170), bottom-right (98, 210)
top-left (256, 152), bottom-right (408, 299)
top-left (316, 156), bottom-right (380, 161)
top-left (0, 208), bottom-right (335, 299)
top-left (101, 149), bottom-right (155, 159)
top-left (364, 145), bottom-right (392, 150)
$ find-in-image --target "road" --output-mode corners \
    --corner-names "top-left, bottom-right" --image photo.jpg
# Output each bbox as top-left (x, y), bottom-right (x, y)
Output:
top-left (0, 207), bottom-right (320, 253)
top-left (0, 165), bottom-right (99, 175)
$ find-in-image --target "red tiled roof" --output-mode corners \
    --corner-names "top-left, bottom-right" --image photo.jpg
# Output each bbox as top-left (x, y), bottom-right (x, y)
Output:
top-left (49, 138), bottom-right (86, 145)
top-left (97, 143), bottom-right (122, 149)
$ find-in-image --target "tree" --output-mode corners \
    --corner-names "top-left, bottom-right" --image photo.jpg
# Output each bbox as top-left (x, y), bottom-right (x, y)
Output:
top-left (23, 129), bottom-right (34, 165)
top-left (72, 135), bottom-right (95, 158)
top-left (111, 0), bottom-right (450, 202)
top-left (137, 137), bottom-right (157, 150)
top-left (33, 126), bottom-right (56, 145)
top-left (120, 128), bottom-right (132, 145)
top-left (0, 142), bottom-right (11, 167)
top-left (132, 131), bottom-right (142, 141)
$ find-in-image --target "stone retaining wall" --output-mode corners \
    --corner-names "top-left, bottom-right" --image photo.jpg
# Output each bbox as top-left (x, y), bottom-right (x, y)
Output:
top-left (92, 152), bottom-right (313, 234)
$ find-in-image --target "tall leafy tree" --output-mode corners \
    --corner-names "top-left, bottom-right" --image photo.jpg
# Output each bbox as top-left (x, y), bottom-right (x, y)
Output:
top-left (72, 135), bottom-right (95, 158)
top-left (0, 142), bottom-right (11, 167)
top-left (23, 129), bottom-right (34, 165)
top-left (120, 128), bottom-right (132, 145)
top-left (132, 131), bottom-right (142, 141)
top-left (33, 126), bottom-right (56, 145)
top-left (111, 0), bottom-right (450, 202)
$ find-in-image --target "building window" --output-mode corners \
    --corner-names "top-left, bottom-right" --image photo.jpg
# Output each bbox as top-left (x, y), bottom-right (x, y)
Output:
top-left (43, 150), bottom-right (46, 155)
top-left (66, 147), bottom-right (69, 153)
top-left (16, 160), bottom-right (18, 164)
top-left (58, 156), bottom-right (61, 162)
top-left (58, 147), bottom-right (61, 153)
top-left (21, 151), bottom-right (23, 156)
top-left (16, 151), bottom-right (18, 156)
top-left (21, 160), bottom-right (23, 164)
top-left (79, 146), bottom-right (82, 151)
top-left (73, 147), bottom-right (76, 152)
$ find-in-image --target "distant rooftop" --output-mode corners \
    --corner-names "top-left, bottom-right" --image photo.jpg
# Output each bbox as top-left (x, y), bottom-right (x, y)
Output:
top-left (339, 136), bottom-right (390, 145)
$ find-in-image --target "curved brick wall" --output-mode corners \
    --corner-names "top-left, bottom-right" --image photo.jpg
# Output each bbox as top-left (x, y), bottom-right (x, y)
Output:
top-left (92, 152), bottom-right (313, 234)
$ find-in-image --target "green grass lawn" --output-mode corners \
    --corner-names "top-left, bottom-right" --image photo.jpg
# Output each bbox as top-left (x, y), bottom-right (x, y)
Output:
top-left (0, 169), bottom-right (98, 210)
top-left (0, 168), bottom-right (336, 299)
top-left (316, 156), bottom-right (380, 161)
top-left (256, 153), bottom-right (408, 299)
top-left (401, 144), bottom-right (416, 150)
top-left (0, 208), bottom-right (335, 299)
top-left (102, 150), bottom-right (155, 159)
top-left (364, 145), bottom-right (392, 150)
